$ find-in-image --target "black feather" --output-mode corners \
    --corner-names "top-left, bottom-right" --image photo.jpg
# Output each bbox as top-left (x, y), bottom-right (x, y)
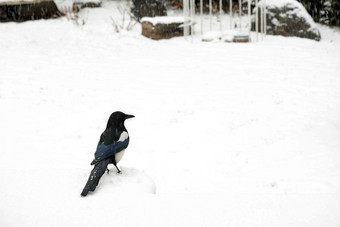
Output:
top-left (81, 159), bottom-right (110, 197)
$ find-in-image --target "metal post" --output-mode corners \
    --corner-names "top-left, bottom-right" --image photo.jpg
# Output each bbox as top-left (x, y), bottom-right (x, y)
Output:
top-left (264, 0), bottom-right (267, 37)
top-left (184, 0), bottom-right (189, 39)
top-left (200, 0), bottom-right (203, 35)
top-left (191, 0), bottom-right (194, 42)
top-left (220, 0), bottom-right (222, 32)
top-left (248, 0), bottom-right (251, 34)
top-left (239, 0), bottom-right (241, 32)
top-left (230, 0), bottom-right (232, 30)
top-left (209, 0), bottom-right (212, 31)
top-left (255, 0), bottom-right (258, 41)
top-left (261, 3), bottom-right (264, 40)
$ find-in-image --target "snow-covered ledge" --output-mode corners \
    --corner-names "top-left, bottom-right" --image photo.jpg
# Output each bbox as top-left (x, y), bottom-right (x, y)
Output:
top-left (141, 16), bottom-right (185, 25)
top-left (0, 0), bottom-right (50, 5)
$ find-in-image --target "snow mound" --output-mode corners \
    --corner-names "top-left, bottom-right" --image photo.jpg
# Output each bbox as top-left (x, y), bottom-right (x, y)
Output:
top-left (259, 0), bottom-right (301, 8)
top-left (202, 30), bottom-right (240, 42)
top-left (202, 31), bottom-right (222, 42)
top-left (1, 1), bottom-right (340, 226)
top-left (88, 166), bottom-right (157, 195)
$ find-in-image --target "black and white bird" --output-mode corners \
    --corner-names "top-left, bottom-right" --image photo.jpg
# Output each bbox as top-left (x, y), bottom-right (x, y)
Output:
top-left (81, 111), bottom-right (134, 197)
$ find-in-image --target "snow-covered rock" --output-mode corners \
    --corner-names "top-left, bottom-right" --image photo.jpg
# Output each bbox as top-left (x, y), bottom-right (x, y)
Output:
top-left (141, 16), bottom-right (187, 40)
top-left (254, 0), bottom-right (321, 41)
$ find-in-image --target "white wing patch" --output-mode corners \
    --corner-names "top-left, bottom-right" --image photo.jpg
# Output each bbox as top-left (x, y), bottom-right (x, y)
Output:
top-left (118, 131), bottom-right (129, 142)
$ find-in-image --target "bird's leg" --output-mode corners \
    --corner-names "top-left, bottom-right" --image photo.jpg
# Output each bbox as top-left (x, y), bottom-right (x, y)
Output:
top-left (114, 164), bottom-right (121, 174)
top-left (112, 158), bottom-right (121, 174)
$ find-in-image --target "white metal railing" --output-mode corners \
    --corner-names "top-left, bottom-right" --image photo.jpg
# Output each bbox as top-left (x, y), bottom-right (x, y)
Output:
top-left (183, 0), bottom-right (267, 42)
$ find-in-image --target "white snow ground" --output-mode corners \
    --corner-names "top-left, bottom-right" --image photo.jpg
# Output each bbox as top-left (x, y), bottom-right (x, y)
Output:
top-left (1, 1), bottom-right (340, 226)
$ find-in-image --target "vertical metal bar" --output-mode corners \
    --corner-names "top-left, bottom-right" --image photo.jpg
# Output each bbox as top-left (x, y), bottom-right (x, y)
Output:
top-left (220, 0), bottom-right (222, 32)
top-left (200, 0), bottom-right (203, 35)
top-left (264, 0), bottom-right (267, 37)
top-left (248, 0), bottom-right (251, 34)
top-left (239, 0), bottom-right (241, 32)
top-left (261, 3), bottom-right (264, 40)
top-left (191, 0), bottom-right (194, 42)
top-left (230, 0), bottom-right (232, 30)
top-left (184, 0), bottom-right (189, 39)
top-left (209, 0), bottom-right (212, 30)
top-left (255, 0), bottom-right (258, 41)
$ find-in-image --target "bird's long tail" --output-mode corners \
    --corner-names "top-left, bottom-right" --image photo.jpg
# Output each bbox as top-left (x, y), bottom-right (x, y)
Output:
top-left (81, 159), bottom-right (110, 197)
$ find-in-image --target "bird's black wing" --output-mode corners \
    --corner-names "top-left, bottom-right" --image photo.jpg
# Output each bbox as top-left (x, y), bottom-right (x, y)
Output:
top-left (90, 128), bottom-right (129, 165)
top-left (101, 128), bottom-right (120, 145)
top-left (90, 137), bottom-right (129, 165)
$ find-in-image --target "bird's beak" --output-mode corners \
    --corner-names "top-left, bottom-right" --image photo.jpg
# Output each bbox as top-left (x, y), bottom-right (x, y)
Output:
top-left (124, 114), bottom-right (135, 119)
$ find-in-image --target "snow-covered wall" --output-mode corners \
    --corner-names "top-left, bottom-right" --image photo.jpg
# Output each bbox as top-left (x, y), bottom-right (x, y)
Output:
top-left (0, 0), bottom-right (52, 4)
top-left (53, 0), bottom-right (102, 9)
top-left (141, 16), bottom-right (185, 25)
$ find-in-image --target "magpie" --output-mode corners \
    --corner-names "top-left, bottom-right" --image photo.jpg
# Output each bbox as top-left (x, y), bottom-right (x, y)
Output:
top-left (81, 111), bottom-right (134, 197)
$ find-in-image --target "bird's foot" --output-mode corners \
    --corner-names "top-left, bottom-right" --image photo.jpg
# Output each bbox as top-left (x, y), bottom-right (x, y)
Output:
top-left (116, 170), bottom-right (122, 175)
top-left (114, 165), bottom-right (122, 174)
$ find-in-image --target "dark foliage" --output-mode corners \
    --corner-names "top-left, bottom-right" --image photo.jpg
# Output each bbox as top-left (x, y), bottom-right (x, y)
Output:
top-left (131, 0), bottom-right (167, 21)
top-left (297, 0), bottom-right (340, 26)
top-left (0, 1), bottom-right (60, 22)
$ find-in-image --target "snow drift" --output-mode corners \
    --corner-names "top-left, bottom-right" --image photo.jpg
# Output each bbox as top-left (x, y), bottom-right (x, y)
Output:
top-left (0, 1), bottom-right (340, 226)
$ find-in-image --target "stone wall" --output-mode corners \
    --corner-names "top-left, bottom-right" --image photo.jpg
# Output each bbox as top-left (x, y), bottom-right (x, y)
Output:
top-left (0, 0), bottom-right (60, 22)
top-left (142, 21), bottom-right (186, 40)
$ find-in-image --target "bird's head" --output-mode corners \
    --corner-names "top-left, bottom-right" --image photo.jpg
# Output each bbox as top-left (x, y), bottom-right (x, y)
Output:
top-left (106, 111), bottom-right (135, 129)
